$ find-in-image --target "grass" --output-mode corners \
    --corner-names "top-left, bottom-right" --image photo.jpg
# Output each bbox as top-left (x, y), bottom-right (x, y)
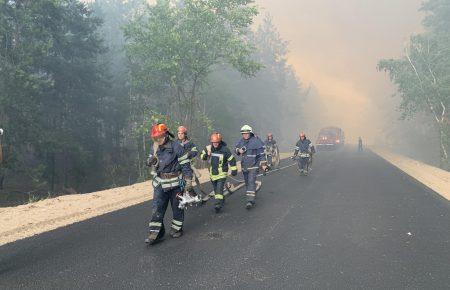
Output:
top-left (27, 191), bottom-right (53, 204)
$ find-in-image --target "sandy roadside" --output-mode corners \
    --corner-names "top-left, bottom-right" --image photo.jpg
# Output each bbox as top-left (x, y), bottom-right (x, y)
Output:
top-left (372, 147), bottom-right (450, 201)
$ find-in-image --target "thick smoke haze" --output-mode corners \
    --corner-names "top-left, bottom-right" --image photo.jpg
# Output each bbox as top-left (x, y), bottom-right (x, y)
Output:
top-left (257, 0), bottom-right (423, 144)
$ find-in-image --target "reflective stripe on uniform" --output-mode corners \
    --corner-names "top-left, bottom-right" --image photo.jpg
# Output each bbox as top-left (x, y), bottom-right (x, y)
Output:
top-left (210, 153), bottom-right (227, 181)
top-left (227, 156), bottom-right (235, 162)
top-left (161, 182), bottom-right (180, 189)
top-left (214, 194), bottom-right (224, 200)
top-left (171, 219), bottom-right (183, 231)
top-left (172, 219), bottom-right (183, 226)
top-left (211, 174), bottom-right (227, 181)
top-left (246, 154), bottom-right (256, 157)
top-left (171, 224), bottom-right (182, 231)
top-left (229, 166), bottom-right (237, 171)
top-left (154, 176), bottom-right (181, 189)
top-left (178, 154), bottom-right (189, 162)
top-left (149, 222), bottom-right (162, 227)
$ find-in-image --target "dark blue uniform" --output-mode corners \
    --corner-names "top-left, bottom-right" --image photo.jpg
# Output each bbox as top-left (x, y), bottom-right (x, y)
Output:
top-left (264, 139), bottom-right (277, 147)
top-left (176, 139), bottom-right (198, 162)
top-left (235, 135), bottom-right (266, 204)
top-left (294, 138), bottom-right (313, 172)
top-left (149, 139), bottom-right (193, 237)
top-left (264, 139), bottom-right (277, 165)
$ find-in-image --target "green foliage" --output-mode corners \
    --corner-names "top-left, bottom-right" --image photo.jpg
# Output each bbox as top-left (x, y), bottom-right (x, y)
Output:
top-left (124, 0), bottom-right (261, 137)
top-left (378, 0), bottom-right (450, 168)
top-left (0, 0), bottom-right (306, 200)
top-left (378, 34), bottom-right (450, 120)
top-left (421, 0), bottom-right (450, 34)
top-left (0, 0), bottom-right (109, 191)
top-left (203, 14), bottom-right (306, 147)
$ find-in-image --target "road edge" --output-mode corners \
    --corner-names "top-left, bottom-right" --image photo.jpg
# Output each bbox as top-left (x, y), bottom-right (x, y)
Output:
top-left (371, 147), bottom-right (450, 202)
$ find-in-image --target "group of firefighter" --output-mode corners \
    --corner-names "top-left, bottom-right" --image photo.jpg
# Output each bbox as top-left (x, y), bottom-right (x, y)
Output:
top-left (145, 123), bottom-right (314, 245)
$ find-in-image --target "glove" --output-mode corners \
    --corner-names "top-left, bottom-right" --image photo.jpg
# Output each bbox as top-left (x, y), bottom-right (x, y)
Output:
top-left (146, 154), bottom-right (158, 167)
top-left (238, 147), bottom-right (247, 154)
top-left (290, 156), bottom-right (296, 160)
top-left (231, 170), bottom-right (237, 176)
top-left (206, 145), bottom-right (212, 156)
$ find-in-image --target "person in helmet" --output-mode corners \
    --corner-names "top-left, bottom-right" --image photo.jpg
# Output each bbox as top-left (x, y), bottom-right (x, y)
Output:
top-left (176, 126), bottom-right (199, 197)
top-left (264, 133), bottom-right (277, 167)
top-left (200, 132), bottom-right (237, 212)
top-left (145, 123), bottom-right (193, 244)
top-left (293, 132), bottom-right (315, 175)
top-left (235, 125), bottom-right (267, 209)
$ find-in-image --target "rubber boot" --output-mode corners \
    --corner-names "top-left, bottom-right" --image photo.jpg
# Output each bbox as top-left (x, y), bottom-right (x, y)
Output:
top-left (214, 199), bottom-right (224, 213)
top-left (145, 227), bottom-right (165, 245)
top-left (170, 228), bottom-right (183, 238)
top-left (245, 201), bottom-right (254, 210)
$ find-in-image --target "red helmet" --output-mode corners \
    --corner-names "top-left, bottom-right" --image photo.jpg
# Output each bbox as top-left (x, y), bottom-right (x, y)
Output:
top-left (210, 132), bottom-right (222, 143)
top-left (151, 123), bottom-right (168, 138)
top-left (178, 126), bottom-right (187, 134)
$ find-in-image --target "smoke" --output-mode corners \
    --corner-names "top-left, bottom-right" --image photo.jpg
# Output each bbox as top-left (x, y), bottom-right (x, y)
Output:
top-left (257, 0), bottom-right (423, 144)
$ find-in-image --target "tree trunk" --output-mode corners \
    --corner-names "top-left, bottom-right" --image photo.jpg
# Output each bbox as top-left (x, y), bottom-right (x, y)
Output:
top-left (51, 152), bottom-right (55, 192)
top-left (438, 124), bottom-right (449, 168)
top-left (0, 174), bottom-right (4, 190)
top-left (0, 141), bottom-right (3, 165)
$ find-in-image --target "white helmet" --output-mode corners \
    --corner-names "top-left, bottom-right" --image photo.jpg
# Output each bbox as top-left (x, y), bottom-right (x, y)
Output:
top-left (240, 125), bottom-right (253, 134)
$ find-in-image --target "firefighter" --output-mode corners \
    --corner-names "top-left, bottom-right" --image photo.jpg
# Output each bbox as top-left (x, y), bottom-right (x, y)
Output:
top-left (292, 132), bottom-right (314, 175)
top-left (200, 132), bottom-right (237, 213)
top-left (176, 126), bottom-right (199, 197)
top-left (265, 133), bottom-right (277, 147)
top-left (145, 123), bottom-right (193, 244)
top-left (264, 133), bottom-right (277, 167)
top-left (235, 125), bottom-right (267, 209)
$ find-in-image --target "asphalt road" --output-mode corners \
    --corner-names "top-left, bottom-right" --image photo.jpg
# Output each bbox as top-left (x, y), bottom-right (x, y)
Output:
top-left (1, 148), bottom-right (449, 289)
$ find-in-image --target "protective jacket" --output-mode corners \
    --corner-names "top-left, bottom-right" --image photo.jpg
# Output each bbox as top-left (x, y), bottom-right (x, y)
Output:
top-left (265, 139), bottom-right (277, 147)
top-left (176, 139), bottom-right (198, 163)
top-left (235, 135), bottom-right (266, 171)
top-left (152, 139), bottom-right (193, 190)
top-left (294, 139), bottom-right (313, 155)
top-left (200, 142), bottom-right (237, 181)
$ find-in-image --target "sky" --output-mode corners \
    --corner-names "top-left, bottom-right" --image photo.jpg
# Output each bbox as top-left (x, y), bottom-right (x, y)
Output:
top-left (256, 0), bottom-right (424, 143)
